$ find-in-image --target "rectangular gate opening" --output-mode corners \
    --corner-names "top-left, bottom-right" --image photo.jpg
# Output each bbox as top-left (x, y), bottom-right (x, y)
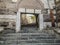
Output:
top-left (21, 13), bottom-right (39, 31)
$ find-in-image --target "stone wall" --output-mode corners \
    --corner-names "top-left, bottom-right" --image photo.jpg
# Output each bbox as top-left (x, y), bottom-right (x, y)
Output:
top-left (0, 15), bottom-right (16, 31)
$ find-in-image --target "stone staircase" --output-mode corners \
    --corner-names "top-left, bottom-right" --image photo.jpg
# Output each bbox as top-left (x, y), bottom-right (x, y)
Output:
top-left (0, 30), bottom-right (60, 45)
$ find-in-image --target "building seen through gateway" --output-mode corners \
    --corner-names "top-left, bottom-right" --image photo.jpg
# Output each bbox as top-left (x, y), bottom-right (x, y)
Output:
top-left (0, 0), bottom-right (60, 45)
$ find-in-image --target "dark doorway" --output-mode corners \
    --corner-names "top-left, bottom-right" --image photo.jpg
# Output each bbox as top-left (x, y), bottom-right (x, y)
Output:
top-left (21, 13), bottom-right (39, 32)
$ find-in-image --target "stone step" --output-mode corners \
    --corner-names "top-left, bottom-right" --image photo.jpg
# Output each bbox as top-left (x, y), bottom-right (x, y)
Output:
top-left (1, 40), bottom-right (59, 44)
top-left (0, 41), bottom-right (4, 44)
top-left (3, 40), bottom-right (54, 44)
top-left (0, 29), bottom-right (15, 34)
top-left (1, 36), bottom-right (56, 40)
top-left (1, 37), bottom-right (56, 40)
top-left (1, 34), bottom-right (56, 37)
top-left (1, 33), bottom-right (55, 37)
top-left (1, 35), bottom-right (55, 38)
top-left (1, 43), bottom-right (60, 45)
top-left (55, 40), bottom-right (60, 43)
top-left (18, 43), bottom-right (60, 45)
top-left (1, 39), bottom-right (59, 44)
